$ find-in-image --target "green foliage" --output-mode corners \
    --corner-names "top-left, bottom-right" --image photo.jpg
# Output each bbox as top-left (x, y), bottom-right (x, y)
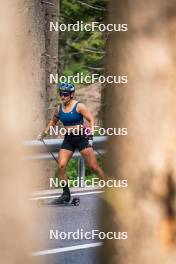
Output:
top-left (54, 160), bottom-right (78, 185)
top-left (54, 156), bottom-right (103, 188)
top-left (85, 156), bottom-right (103, 182)
top-left (59, 0), bottom-right (107, 83)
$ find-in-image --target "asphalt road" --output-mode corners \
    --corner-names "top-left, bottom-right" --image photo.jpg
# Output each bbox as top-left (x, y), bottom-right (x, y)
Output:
top-left (32, 190), bottom-right (104, 264)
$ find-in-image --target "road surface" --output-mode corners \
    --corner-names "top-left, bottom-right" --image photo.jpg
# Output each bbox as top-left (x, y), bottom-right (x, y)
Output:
top-left (32, 189), bottom-right (104, 264)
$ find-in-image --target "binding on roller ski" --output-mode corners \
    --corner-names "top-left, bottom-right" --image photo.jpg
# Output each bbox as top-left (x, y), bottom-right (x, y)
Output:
top-left (37, 82), bottom-right (106, 206)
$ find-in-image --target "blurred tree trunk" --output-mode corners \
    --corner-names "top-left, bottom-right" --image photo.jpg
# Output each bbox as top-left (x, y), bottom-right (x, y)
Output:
top-left (0, 0), bottom-right (60, 261)
top-left (36, 0), bottom-right (59, 189)
top-left (101, 1), bottom-right (176, 264)
top-left (0, 1), bottom-right (48, 263)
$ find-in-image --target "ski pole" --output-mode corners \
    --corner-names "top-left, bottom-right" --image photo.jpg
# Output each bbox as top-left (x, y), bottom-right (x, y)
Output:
top-left (42, 139), bottom-right (58, 164)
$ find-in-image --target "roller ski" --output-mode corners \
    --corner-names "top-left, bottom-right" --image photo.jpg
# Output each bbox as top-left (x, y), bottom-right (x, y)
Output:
top-left (38, 190), bottom-right (80, 207)
top-left (50, 190), bottom-right (80, 206)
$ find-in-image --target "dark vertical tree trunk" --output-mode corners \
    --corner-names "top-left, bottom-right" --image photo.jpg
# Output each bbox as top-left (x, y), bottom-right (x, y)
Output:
top-left (44, 0), bottom-right (59, 116)
top-left (101, 1), bottom-right (176, 263)
top-left (36, 0), bottom-right (59, 189)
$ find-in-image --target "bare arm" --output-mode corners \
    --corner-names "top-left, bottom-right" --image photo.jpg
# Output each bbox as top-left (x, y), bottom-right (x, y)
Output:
top-left (77, 103), bottom-right (95, 130)
top-left (44, 106), bottom-right (59, 134)
top-left (37, 106), bottom-right (59, 140)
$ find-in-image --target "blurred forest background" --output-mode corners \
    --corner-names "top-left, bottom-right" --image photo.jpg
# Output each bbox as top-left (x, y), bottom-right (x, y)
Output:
top-left (59, 0), bottom-right (106, 77)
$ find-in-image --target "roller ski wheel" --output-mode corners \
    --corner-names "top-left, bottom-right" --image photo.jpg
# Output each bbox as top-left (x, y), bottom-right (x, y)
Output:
top-left (71, 197), bottom-right (80, 206)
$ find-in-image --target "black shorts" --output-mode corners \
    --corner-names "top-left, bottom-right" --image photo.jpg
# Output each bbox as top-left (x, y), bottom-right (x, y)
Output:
top-left (61, 133), bottom-right (91, 152)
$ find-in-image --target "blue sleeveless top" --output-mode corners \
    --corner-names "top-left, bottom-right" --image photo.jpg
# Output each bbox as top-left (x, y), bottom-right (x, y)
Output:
top-left (59, 101), bottom-right (84, 126)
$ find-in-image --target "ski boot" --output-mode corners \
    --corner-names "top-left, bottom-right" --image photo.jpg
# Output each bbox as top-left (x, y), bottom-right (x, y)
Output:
top-left (50, 189), bottom-right (71, 205)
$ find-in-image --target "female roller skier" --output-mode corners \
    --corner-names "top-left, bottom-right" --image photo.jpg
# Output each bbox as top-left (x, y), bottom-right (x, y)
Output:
top-left (37, 82), bottom-right (105, 204)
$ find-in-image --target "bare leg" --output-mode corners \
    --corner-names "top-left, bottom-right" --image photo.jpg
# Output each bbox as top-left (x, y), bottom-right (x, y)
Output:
top-left (80, 147), bottom-right (106, 180)
top-left (58, 149), bottom-right (73, 182)
top-left (50, 149), bottom-right (73, 204)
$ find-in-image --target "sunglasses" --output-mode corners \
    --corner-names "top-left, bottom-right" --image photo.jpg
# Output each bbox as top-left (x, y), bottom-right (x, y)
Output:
top-left (60, 92), bottom-right (70, 97)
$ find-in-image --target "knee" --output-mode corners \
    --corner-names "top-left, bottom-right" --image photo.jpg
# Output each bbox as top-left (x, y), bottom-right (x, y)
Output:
top-left (58, 161), bottom-right (66, 173)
